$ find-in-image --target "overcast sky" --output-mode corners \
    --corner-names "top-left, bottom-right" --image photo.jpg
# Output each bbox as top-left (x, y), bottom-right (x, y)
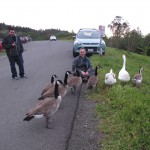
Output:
top-left (0, 0), bottom-right (149, 36)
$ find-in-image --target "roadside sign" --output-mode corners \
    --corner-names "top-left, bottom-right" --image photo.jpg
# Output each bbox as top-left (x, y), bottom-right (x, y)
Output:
top-left (99, 25), bottom-right (105, 36)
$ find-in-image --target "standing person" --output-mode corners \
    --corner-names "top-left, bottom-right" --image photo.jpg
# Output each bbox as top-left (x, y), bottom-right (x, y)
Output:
top-left (2, 27), bottom-right (27, 80)
top-left (72, 48), bottom-right (94, 80)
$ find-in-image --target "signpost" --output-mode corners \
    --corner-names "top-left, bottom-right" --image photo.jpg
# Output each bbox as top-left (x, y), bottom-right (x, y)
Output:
top-left (99, 25), bottom-right (105, 37)
top-left (98, 25), bottom-right (105, 56)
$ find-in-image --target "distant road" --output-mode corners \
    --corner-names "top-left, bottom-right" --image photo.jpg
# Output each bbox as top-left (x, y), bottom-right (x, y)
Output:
top-left (0, 40), bottom-right (82, 150)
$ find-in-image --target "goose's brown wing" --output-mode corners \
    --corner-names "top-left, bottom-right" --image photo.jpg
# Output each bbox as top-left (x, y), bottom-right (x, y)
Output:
top-left (26, 98), bottom-right (57, 116)
top-left (67, 76), bottom-right (76, 85)
top-left (67, 76), bottom-right (82, 86)
top-left (87, 76), bottom-right (98, 87)
top-left (134, 73), bottom-right (142, 80)
top-left (41, 83), bottom-right (54, 95)
top-left (42, 86), bottom-right (55, 98)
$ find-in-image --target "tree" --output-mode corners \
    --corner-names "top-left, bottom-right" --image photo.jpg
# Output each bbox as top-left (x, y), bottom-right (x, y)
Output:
top-left (143, 33), bottom-right (150, 56)
top-left (108, 16), bottom-right (129, 38)
top-left (119, 28), bottom-right (143, 53)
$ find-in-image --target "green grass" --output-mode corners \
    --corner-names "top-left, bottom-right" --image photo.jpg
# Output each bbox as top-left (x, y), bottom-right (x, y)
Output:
top-left (86, 47), bottom-right (150, 150)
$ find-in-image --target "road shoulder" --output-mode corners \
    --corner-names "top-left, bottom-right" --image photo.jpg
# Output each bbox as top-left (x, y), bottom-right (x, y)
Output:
top-left (67, 84), bottom-right (102, 150)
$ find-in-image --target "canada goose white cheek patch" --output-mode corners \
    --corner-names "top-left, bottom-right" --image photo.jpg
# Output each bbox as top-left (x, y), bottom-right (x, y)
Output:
top-left (58, 96), bottom-right (62, 100)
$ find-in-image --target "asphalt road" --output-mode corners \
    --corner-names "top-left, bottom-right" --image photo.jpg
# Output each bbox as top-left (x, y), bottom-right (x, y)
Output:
top-left (0, 40), bottom-right (79, 150)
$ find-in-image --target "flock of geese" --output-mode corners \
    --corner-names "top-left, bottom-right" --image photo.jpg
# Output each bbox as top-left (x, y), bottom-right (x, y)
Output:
top-left (105, 54), bottom-right (144, 87)
top-left (23, 68), bottom-right (96, 129)
top-left (23, 54), bottom-right (144, 129)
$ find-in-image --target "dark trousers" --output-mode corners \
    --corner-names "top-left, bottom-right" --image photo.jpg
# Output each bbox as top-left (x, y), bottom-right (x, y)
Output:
top-left (7, 55), bottom-right (25, 78)
top-left (81, 68), bottom-right (95, 79)
top-left (73, 66), bottom-right (95, 78)
top-left (19, 53), bottom-right (24, 64)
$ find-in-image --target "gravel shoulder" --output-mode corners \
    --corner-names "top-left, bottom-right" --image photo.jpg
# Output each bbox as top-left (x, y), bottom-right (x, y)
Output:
top-left (67, 83), bottom-right (102, 150)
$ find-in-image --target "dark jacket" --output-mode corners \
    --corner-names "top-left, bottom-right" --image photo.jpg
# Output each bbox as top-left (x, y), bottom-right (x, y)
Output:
top-left (2, 35), bottom-right (24, 57)
top-left (72, 55), bottom-right (93, 73)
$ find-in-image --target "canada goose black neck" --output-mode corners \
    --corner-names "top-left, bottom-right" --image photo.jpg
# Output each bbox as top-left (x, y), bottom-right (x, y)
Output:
top-left (64, 71), bottom-right (71, 85)
top-left (95, 65), bottom-right (101, 76)
top-left (51, 75), bottom-right (56, 84)
top-left (95, 67), bottom-right (98, 76)
top-left (64, 73), bottom-right (68, 85)
top-left (54, 81), bottom-right (59, 99)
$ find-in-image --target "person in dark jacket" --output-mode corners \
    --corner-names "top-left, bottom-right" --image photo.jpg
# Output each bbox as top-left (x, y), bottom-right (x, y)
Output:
top-left (72, 48), bottom-right (94, 79)
top-left (2, 27), bottom-right (27, 80)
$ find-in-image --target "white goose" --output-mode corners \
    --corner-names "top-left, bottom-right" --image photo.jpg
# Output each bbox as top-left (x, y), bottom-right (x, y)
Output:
top-left (105, 69), bottom-right (117, 86)
top-left (118, 55), bottom-right (130, 82)
top-left (132, 67), bottom-right (144, 87)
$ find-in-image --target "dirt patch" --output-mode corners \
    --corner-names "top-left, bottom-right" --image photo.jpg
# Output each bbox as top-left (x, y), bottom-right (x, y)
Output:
top-left (67, 84), bottom-right (102, 150)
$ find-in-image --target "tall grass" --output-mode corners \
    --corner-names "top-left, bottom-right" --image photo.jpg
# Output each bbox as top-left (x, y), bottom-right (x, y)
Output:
top-left (86, 48), bottom-right (150, 150)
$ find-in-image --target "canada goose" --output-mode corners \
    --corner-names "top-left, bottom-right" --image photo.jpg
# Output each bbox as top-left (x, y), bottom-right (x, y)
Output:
top-left (41, 75), bottom-right (57, 95)
top-left (23, 80), bottom-right (63, 129)
top-left (105, 69), bottom-right (117, 86)
top-left (58, 70), bottom-right (72, 97)
top-left (118, 55), bottom-right (130, 82)
top-left (87, 65), bottom-right (102, 90)
top-left (133, 67), bottom-right (144, 87)
top-left (38, 71), bottom-right (72, 100)
top-left (67, 69), bottom-right (82, 94)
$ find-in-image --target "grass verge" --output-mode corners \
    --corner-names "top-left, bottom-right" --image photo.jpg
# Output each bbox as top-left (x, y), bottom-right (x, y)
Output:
top-left (86, 47), bottom-right (150, 150)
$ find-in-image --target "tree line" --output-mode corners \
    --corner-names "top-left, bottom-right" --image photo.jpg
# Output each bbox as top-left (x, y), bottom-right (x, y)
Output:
top-left (0, 23), bottom-right (75, 41)
top-left (105, 16), bottom-right (150, 56)
top-left (1, 18), bottom-right (150, 56)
